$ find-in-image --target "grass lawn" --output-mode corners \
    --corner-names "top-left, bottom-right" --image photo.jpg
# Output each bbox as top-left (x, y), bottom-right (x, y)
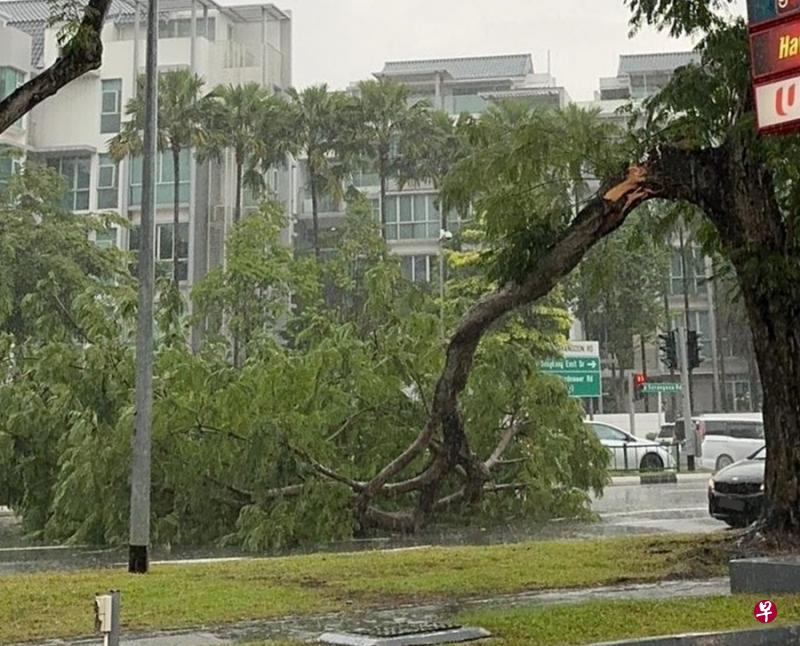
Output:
top-left (241, 597), bottom-right (800, 646)
top-left (0, 533), bottom-right (730, 644)
top-left (456, 596), bottom-right (800, 645)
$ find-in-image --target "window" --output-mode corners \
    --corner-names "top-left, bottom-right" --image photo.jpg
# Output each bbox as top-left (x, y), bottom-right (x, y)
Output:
top-left (725, 382), bottom-right (753, 413)
top-left (383, 193), bottom-right (458, 241)
top-left (670, 245), bottom-right (707, 295)
top-left (95, 228), bottom-right (118, 250)
top-left (0, 68), bottom-right (25, 129)
top-left (0, 149), bottom-right (21, 193)
top-left (157, 222), bottom-right (189, 281)
top-left (101, 79), bottom-right (122, 134)
top-left (400, 255), bottom-right (437, 283)
top-left (591, 423), bottom-right (627, 442)
top-left (129, 222), bottom-right (189, 281)
top-left (129, 150), bottom-right (191, 207)
top-left (97, 154), bottom-right (119, 209)
top-left (47, 156), bottom-right (91, 211)
top-left (728, 422), bottom-right (764, 440)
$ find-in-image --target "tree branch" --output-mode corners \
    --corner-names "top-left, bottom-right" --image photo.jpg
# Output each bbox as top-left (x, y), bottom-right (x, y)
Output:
top-left (484, 420), bottom-right (525, 471)
top-left (0, 0), bottom-right (112, 134)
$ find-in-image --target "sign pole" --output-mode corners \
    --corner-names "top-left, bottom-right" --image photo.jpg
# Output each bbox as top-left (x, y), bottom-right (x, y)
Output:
top-left (628, 371), bottom-right (636, 437)
top-left (677, 326), bottom-right (695, 472)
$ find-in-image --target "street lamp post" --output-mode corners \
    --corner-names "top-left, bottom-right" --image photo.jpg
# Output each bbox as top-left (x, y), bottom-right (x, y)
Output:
top-left (129, 0), bottom-right (158, 574)
top-left (439, 229), bottom-right (452, 342)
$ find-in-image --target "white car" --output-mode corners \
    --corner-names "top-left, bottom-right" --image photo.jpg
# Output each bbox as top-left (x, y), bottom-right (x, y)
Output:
top-left (586, 421), bottom-right (675, 471)
top-left (698, 413), bottom-right (764, 472)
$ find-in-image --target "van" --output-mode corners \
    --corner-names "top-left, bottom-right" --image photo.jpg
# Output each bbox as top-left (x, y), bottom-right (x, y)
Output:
top-left (697, 413), bottom-right (764, 472)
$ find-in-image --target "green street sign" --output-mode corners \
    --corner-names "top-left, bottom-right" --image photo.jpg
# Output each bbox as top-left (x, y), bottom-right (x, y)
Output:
top-left (642, 382), bottom-right (683, 394)
top-left (540, 355), bottom-right (602, 398)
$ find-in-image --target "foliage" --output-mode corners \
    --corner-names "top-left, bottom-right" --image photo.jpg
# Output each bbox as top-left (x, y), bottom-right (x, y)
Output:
top-left (624, 0), bottom-right (737, 36)
top-left (441, 103), bottom-right (625, 284)
top-left (569, 206), bottom-right (671, 396)
top-left (200, 83), bottom-right (296, 218)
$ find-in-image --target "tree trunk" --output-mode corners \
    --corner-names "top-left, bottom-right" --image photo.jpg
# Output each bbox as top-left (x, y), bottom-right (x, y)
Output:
top-left (698, 130), bottom-right (800, 535)
top-left (310, 170), bottom-right (320, 259)
top-left (234, 156), bottom-right (243, 225)
top-left (379, 150), bottom-right (388, 236)
top-left (172, 147), bottom-right (181, 285)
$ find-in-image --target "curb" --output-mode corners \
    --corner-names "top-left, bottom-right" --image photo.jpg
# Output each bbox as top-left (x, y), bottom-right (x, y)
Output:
top-left (610, 473), bottom-right (710, 486)
top-left (588, 624), bottom-right (800, 645)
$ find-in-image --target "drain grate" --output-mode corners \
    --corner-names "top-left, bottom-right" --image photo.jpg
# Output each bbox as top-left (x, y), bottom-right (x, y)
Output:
top-left (348, 623), bottom-right (461, 638)
top-left (319, 622), bottom-right (491, 645)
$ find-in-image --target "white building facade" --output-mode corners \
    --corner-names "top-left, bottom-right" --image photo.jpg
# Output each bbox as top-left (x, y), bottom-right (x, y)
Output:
top-left (295, 54), bottom-right (570, 283)
top-left (0, 0), bottom-right (293, 289)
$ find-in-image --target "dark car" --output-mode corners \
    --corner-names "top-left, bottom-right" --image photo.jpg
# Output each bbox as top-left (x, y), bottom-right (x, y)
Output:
top-left (708, 446), bottom-right (765, 528)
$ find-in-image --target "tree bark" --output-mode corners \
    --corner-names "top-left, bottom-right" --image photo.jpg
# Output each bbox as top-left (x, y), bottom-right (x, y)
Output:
top-left (310, 166), bottom-right (320, 259)
top-left (0, 0), bottom-right (112, 134)
top-left (172, 146), bottom-right (181, 285)
top-left (234, 156), bottom-right (243, 225)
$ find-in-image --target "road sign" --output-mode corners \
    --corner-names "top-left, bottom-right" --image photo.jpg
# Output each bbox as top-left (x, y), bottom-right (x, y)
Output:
top-left (540, 355), bottom-right (602, 398)
top-left (641, 382), bottom-right (683, 394)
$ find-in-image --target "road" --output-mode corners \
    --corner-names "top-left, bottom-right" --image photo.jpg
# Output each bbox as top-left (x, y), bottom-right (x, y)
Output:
top-left (0, 476), bottom-right (726, 575)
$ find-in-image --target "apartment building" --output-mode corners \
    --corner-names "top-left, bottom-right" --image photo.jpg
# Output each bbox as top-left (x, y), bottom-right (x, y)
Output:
top-left (294, 54), bottom-right (570, 281)
top-left (577, 52), bottom-right (759, 415)
top-left (0, 0), bottom-right (293, 289)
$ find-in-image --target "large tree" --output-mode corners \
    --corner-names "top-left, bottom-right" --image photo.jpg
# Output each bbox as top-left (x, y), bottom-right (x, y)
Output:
top-left (359, 2), bottom-right (800, 537)
top-left (109, 70), bottom-right (211, 285)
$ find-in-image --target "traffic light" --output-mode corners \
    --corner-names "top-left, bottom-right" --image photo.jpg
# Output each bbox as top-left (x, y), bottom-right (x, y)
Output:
top-left (658, 330), bottom-right (678, 370)
top-left (688, 331), bottom-right (703, 370)
top-left (634, 372), bottom-right (647, 400)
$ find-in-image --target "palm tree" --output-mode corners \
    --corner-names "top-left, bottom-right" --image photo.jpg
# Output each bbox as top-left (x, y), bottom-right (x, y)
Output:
top-left (355, 78), bottom-right (430, 234)
top-left (109, 69), bottom-right (210, 285)
top-left (287, 84), bottom-right (354, 259)
top-left (200, 83), bottom-right (295, 227)
top-left (397, 110), bottom-right (470, 231)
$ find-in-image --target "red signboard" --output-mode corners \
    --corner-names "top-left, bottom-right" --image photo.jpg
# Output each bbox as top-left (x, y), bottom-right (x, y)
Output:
top-left (750, 14), bottom-right (800, 80)
top-left (750, 1), bottom-right (800, 134)
top-left (778, 0), bottom-right (800, 15)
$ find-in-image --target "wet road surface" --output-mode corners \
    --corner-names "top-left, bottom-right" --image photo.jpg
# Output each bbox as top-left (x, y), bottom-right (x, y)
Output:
top-left (0, 475), bottom-right (727, 575)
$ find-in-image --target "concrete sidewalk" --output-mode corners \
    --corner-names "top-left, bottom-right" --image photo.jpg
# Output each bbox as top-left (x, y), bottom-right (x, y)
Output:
top-left (14, 578), bottom-right (729, 646)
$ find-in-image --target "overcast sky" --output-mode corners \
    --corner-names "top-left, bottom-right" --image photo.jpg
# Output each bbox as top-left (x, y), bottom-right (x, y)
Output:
top-left (223, 0), bottom-right (748, 101)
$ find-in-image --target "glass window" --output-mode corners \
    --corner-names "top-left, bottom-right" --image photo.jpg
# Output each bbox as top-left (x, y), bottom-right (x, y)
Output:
top-left (725, 382), bottom-right (753, 412)
top-left (0, 67), bottom-right (24, 101)
top-left (47, 156), bottom-right (91, 211)
top-left (728, 422), bottom-right (764, 440)
top-left (400, 255), bottom-right (435, 283)
top-left (129, 150), bottom-right (190, 207)
top-left (95, 228), bottom-right (118, 250)
top-left (592, 423), bottom-right (627, 442)
top-left (0, 149), bottom-right (20, 193)
top-left (399, 195), bottom-right (413, 222)
top-left (101, 79), bottom-right (122, 134)
top-left (157, 222), bottom-right (189, 281)
top-left (97, 154), bottom-right (119, 209)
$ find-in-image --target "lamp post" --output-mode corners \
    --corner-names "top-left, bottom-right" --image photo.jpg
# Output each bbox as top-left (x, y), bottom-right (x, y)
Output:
top-left (438, 229), bottom-right (453, 341)
top-left (129, 0), bottom-right (158, 574)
